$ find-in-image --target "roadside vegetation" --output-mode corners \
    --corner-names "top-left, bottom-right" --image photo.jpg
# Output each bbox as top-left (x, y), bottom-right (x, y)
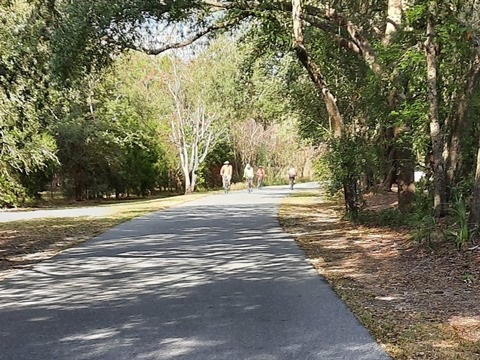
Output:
top-left (279, 190), bottom-right (480, 360)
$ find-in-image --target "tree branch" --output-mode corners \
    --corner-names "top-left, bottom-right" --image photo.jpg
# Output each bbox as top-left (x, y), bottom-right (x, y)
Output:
top-left (129, 12), bottom-right (250, 55)
top-left (303, 14), bottom-right (361, 54)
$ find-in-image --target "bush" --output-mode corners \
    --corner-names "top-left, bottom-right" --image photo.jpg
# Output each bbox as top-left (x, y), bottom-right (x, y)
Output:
top-left (444, 196), bottom-right (471, 248)
top-left (317, 135), bottom-right (374, 219)
top-left (0, 174), bottom-right (25, 208)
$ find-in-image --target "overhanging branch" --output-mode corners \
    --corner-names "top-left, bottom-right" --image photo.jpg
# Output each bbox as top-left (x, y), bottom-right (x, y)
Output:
top-left (129, 12), bottom-right (250, 55)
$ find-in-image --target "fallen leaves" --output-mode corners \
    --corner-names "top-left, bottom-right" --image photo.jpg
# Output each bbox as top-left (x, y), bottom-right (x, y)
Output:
top-left (279, 190), bottom-right (480, 360)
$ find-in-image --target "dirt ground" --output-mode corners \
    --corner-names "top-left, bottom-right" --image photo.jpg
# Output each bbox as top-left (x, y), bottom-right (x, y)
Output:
top-left (279, 190), bottom-right (480, 359)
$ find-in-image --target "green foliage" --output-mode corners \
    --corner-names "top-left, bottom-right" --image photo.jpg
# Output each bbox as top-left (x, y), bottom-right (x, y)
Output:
top-left (201, 140), bottom-right (235, 188)
top-left (404, 3), bottom-right (428, 27)
top-left (0, 107), bottom-right (57, 206)
top-left (19, 162), bottom-right (56, 199)
top-left (320, 136), bottom-right (368, 192)
top-left (2, 0), bottom-right (480, 219)
top-left (319, 135), bottom-right (375, 218)
top-left (0, 174), bottom-right (26, 208)
top-left (444, 196), bottom-right (471, 248)
top-left (450, 177), bottom-right (474, 201)
top-left (410, 214), bottom-right (438, 245)
top-left (0, 1), bottom-right (59, 206)
top-left (406, 181), bottom-right (439, 245)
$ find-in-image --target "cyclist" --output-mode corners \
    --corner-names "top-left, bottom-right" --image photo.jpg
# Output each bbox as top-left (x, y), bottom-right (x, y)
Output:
top-left (220, 161), bottom-right (233, 193)
top-left (287, 165), bottom-right (297, 190)
top-left (243, 163), bottom-right (254, 193)
top-left (256, 166), bottom-right (266, 189)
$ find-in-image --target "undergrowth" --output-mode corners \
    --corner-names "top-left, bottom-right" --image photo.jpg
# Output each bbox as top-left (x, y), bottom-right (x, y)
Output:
top-left (356, 190), bottom-right (477, 250)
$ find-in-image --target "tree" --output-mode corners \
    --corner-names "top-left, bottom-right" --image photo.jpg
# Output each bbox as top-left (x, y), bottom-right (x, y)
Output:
top-left (0, 1), bottom-right (58, 206)
top-left (424, 0), bottom-right (447, 216)
top-left (7, 0), bottom-right (480, 226)
top-left (164, 58), bottom-right (218, 194)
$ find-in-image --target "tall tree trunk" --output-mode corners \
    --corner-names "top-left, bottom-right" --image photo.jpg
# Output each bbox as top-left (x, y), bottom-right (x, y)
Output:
top-left (395, 126), bottom-right (415, 212)
top-left (180, 151), bottom-right (192, 194)
top-left (384, 0), bottom-right (403, 45)
top-left (444, 0), bottom-right (480, 198)
top-left (380, 127), bottom-right (396, 191)
top-left (468, 137), bottom-right (480, 230)
top-left (380, 0), bottom-right (415, 206)
top-left (384, 0), bottom-right (415, 211)
top-left (343, 178), bottom-right (359, 219)
top-left (444, 54), bottom-right (480, 198)
top-left (425, 1), bottom-right (447, 216)
top-left (292, 0), bottom-right (343, 137)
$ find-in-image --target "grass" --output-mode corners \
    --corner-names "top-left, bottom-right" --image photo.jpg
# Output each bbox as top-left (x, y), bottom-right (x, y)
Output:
top-left (0, 193), bottom-right (207, 278)
top-left (278, 189), bottom-right (480, 360)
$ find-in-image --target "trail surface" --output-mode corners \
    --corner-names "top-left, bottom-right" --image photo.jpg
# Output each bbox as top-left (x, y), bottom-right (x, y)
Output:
top-left (0, 206), bottom-right (113, 222)
top-left (0, 183), bottom-right (390, 359)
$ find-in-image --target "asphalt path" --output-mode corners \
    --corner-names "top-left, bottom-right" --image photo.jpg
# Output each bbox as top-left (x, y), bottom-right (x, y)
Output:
top-left (0, 207), bottom-right (113, 223)
top-left (0, 183), bottom-right (390, 360)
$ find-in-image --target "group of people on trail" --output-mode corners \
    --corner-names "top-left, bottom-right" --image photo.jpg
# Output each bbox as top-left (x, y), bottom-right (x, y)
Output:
top-left (219, 161), bottom-right (297, 192)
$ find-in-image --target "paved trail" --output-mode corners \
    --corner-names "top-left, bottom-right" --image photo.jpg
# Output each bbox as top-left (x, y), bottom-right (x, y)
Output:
top-left (0, 183), bottom-right (390, 360)
top-left (0, 207), bottom-right (113, 223)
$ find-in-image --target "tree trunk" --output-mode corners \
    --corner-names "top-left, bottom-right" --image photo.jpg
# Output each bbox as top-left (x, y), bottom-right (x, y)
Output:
top-left (396, 152), bottom-right (415, 212)
top-left (179, 149), bottom-right (191, 194)
top-left (190, 170), bottom-right (197, 193)
top-left (381, 160), bottom-right (396, 191)
top-left (382, 0), bottom-right (416, 210)
top-left (395, 126), bottom-right (415, 213)
top-left (380, 127), bottom-right (396, 191)
top-left (444, 54), bottom-right (480, 198)
top-left (425, 2), bottom-right (447, 216)
top-left (292, 0), bottom-right (343, 138)
top-left (384, 0), bottom-right (403, 45)
top-left (468, 137), bottom-right (480, 230)
top-left (443, 0), bottom-right (480, 197)
top-left (182, 165), bottom-right (191, 194)
top-left (343, 178), bottom-right (359, 219)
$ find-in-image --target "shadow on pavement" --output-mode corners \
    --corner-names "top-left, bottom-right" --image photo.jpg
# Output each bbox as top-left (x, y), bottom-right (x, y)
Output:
top-left (0, 185), bottom-right (389, 360)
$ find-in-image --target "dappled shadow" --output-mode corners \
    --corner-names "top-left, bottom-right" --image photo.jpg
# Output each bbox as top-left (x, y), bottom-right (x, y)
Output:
top-left (281, 196), bottom-right (480, 358)
top-left (0, 185), bottom-right (389, 360)
top-left (279, 201), bottom-right (382, 280)
top-left (0, 217), bottom-right (118, 272)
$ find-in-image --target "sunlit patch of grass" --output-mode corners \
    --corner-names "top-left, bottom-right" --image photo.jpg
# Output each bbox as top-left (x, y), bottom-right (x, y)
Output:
top-left (288, 191), bottom-right (320, 198)
top-left (22, 191), bottom-right (186, 210)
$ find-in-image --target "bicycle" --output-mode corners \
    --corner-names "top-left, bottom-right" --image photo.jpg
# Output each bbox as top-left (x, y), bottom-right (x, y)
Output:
top-left (245, 177), bottom-right (254, 193)
top-left (223, 176), bottom-right (231, 194)
top-left (257, 176), bottom-right (264, 189)
top-left (289, 176), bottom-right (295, 190)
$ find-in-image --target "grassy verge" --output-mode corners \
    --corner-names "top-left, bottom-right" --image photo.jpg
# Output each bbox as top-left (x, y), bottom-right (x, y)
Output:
top-left (279, 189), bottom-right (480, 360)
top-left (0, 193), bottom-right (207, 278)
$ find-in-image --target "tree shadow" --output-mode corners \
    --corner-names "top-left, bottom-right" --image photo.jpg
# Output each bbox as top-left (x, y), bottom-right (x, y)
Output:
top-left (0, 189), bottom-right (389, 360)
top-left (281, 196), bottom-right (480, 358)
